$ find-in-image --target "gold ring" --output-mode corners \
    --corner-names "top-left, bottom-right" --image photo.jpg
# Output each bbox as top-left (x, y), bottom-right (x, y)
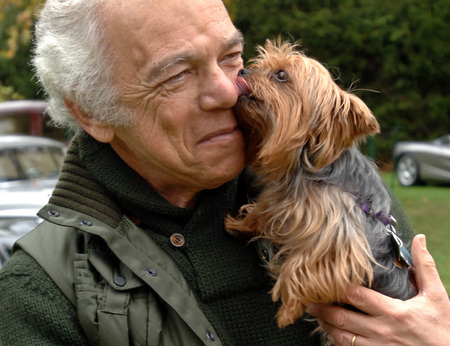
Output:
top-left (351, 335), bottom-right (357, 346)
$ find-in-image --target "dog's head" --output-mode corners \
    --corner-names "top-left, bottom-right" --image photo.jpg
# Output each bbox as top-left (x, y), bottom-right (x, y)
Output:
top-left (235, 39), bottom-right (380, 173)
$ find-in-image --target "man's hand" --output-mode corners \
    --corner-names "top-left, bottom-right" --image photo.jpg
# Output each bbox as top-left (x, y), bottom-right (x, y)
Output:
top-left (308, 234), bottom-right (450, 345)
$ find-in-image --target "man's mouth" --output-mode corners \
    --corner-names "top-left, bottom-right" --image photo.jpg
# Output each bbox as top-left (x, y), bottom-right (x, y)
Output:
top-left (198, 126), bottom-right (240, 145)
top-left (235, 76), bottom-right (252, 97)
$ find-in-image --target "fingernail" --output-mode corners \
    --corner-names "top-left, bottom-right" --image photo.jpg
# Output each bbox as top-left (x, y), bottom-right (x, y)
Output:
top-left (418, 234), bottom-right (427, 249)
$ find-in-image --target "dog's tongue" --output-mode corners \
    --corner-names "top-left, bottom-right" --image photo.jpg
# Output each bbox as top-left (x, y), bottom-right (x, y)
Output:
top-left (235, 76), bottom-right (251, 96)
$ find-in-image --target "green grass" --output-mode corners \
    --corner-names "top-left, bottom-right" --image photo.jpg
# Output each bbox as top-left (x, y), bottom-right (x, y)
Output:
top-left (381, 171), bottom-right (450, 294)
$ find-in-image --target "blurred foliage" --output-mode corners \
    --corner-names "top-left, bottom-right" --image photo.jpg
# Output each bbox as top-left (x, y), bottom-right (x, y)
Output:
top-left (230, 0), bottom-right (450, 163)
top-left (0, 0), bottom-right (41, 101)
top-left (224, 0), bottom-right (237, 21)
top-left (1, 0), bottom-right (449, 162)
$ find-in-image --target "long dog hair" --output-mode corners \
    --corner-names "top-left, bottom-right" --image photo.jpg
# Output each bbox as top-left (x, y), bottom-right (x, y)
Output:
top-left (226, 39), bottom-right (416, 332)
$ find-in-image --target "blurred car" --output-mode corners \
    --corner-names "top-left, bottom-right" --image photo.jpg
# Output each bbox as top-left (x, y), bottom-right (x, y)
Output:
top-left (393, 134), bottom-right (450, 186)
top-left (0, 100), bottom-right (48, 136)
top-left (0, 135), bottom-right (66, 267)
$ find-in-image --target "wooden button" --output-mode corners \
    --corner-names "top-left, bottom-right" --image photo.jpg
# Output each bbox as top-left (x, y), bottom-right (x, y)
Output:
top-left (170, 233), bottom-right (186, 247)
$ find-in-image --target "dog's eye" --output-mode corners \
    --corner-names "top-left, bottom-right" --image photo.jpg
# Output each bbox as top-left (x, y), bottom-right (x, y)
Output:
top-left (274, 70), bottom-right (289, 82)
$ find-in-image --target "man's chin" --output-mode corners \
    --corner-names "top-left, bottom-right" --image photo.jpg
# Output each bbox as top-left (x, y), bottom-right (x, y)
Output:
top-left (202, 157), bottom-right (246, 188)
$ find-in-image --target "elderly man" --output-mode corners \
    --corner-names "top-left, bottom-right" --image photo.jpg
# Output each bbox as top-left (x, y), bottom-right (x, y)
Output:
top-left (0, 0), bottom-right (449, 345)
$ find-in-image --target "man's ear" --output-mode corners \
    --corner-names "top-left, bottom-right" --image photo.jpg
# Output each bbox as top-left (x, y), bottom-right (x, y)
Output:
top-left (64, 98), bottom-right (115, 143)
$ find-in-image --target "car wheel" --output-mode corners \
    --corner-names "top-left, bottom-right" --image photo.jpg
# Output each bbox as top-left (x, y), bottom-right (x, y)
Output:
top-left (396, 154), bottom-right (421, 186)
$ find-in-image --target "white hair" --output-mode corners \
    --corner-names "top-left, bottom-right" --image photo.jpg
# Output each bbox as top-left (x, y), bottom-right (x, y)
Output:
top-left (33, 0), bottom-right (133, 132)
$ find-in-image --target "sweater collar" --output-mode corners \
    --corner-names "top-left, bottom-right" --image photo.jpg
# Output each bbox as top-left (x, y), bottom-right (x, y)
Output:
top-left (50, 132), bottom-right (246, 231)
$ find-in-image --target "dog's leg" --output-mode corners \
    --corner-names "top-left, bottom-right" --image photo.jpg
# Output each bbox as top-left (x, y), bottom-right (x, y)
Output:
top-left (270, 187), bottom-right (374, 328)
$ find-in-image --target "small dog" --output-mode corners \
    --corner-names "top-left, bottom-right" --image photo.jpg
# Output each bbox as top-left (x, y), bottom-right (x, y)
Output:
top-left (227, 40), bottom-right (416, 334)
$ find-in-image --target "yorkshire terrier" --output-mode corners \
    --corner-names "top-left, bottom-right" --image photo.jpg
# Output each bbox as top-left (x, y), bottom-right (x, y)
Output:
top-left (226, 40), bottom-right (416, 337)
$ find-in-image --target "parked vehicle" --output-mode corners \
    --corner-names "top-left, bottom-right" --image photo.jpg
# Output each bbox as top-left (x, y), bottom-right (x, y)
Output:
top-left (0, 100), bottom-right (48, 136)
top-left (0, 135), bottom-right (66, 267)
top-left (393, 134), bottom-right (450, 186)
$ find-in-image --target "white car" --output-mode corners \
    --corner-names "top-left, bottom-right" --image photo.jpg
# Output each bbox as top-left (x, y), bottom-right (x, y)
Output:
top-left (0, 135), bottom-right (66, 266)
top-left (394, 134), bottom-right (450, 186)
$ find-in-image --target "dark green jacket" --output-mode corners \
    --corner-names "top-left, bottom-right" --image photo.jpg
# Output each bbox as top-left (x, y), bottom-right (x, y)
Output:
top-left (17, 204), bottom-right (230, 345)
top-left (0, 134), bottom-right (414, 345)
top-left (0, 134), bottom-right (322, 345)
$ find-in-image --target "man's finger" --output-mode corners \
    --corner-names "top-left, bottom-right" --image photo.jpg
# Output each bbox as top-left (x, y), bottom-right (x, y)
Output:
top-left (411, 234), bottom-right (447, 297)
top-left (344, 284), bottom-right (395, 316)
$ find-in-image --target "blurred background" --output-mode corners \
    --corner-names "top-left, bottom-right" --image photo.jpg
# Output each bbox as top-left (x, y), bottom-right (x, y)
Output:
top-left (0, 0), bottom-right (449, 290)
top-left (226, 0), bottom-right (450, 165)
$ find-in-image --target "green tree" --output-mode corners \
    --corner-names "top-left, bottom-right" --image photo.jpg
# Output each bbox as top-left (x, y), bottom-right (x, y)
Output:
top-left (0, 0), bottom-right (41, 101)
top-left (232, 0), bottom-right (450, 162)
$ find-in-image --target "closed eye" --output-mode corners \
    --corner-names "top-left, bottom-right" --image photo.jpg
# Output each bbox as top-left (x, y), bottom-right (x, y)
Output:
top-left (162, 70), bottom-right (192, 86)
top-left (225, 52), bottom-right (242, 61)
top-left (221, 50), bottom-right (243, 69)
top-left (169, 71), bottom-right (188, 82)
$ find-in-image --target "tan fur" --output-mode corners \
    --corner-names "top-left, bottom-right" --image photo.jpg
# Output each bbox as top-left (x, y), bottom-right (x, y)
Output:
top-left (226, 39), bottom-right (380, 328)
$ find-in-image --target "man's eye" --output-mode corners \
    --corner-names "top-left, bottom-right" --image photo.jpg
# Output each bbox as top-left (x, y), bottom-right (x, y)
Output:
top-left (227, 52), bottom-right (242, 60)
top-left (222, 51), bottom-right (243, 65)
top-left (162, 70), bottom-right (191, 86)
top-left (169, 71), bottom-right (186, 82)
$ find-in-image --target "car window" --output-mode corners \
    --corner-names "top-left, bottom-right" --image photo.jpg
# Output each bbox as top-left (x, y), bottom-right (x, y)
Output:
top-left (0, 146), bottom-right (64, 181)
top-left (431, 135), bottom-right (450, 146)
top-left (0, 152), bottom-right (20, 181)
top-left (440, 135), bottom-right (450, 146)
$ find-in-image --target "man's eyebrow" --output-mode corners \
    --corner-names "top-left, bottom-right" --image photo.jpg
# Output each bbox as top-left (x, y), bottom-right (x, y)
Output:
top-left (223, 30), bottom-right (244, 51)
top-left (148, 30), bottom-right (244, 82)
top-left (148, 54), bottom-right (192, 82)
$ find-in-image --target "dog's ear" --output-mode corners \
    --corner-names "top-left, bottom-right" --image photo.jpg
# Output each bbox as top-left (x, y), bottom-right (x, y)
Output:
top-left (302, 89), bottom-right (380, 171)
top-left (343, 92), bottom-right (380, 141)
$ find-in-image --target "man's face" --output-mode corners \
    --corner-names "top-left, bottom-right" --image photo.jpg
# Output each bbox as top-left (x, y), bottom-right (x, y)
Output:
top-left (103, 0), bottom-right (246, 207)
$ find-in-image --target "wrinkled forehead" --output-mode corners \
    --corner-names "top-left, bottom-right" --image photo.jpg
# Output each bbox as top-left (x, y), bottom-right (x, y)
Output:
top-left (101, 0), bottom-right (232, 37)
top-left (100, 0), bottom-right (236, 68)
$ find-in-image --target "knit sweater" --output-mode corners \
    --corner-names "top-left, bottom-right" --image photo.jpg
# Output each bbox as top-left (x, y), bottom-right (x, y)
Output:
top-left (0, 133), bottom-right (320, 345)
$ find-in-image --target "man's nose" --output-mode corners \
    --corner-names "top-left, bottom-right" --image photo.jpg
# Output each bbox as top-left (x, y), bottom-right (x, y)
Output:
top-left (199, 67), bottom-right (241, 111)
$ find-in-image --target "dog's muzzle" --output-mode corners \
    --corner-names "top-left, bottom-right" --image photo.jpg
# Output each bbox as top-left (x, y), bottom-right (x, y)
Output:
top-left (235, 69), bottom-right (252, 97)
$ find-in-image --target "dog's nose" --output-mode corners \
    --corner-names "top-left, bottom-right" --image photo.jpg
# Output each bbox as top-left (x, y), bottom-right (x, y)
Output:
top-left (238, 68), bottom-right (251, 77)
